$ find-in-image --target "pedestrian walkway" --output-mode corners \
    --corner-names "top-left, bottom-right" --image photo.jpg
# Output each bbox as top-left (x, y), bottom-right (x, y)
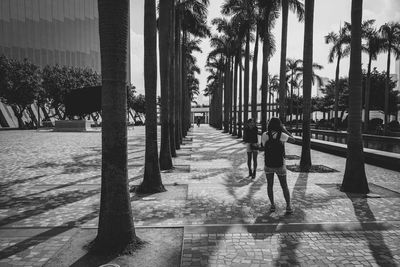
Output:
top-left (0, 126), bottom-right (399, 266)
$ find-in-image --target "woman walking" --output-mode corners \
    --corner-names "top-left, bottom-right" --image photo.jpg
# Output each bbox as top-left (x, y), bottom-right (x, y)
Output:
top-left (261, 117), bottom-right (295, 214)
top-left (243, 118), bottom-right (259, 178)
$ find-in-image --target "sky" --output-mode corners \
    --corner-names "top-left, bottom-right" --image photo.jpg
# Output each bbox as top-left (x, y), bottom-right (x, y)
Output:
top-left (130, 0), bottom-right (400, 104)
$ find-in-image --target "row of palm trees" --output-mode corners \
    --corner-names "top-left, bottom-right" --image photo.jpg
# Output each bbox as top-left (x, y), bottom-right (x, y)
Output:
top-left (91, 0), bottom-right (389, 255)
top-left (92, 0), bottom-right (210, 255)
top-left (326, 19), bottom-right (400, 133)
top-left (207, 0), bottom-right (304, 135)
top-left (207, 0), bottom-right (369, 185)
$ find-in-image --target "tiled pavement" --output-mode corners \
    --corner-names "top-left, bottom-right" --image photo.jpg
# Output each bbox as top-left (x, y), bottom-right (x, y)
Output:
top-left (0, 126), bottom-right (400, 266)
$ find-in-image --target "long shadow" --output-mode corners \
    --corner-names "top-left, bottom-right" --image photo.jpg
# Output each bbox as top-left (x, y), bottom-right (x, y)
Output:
top-left (0, 188), bottom-right (100, 227)
top-left (0, 206), bottom-right (99, 260)
top-left (249, 172), bottom-right (309, 266)
top-left (347, 194), bottom-right (397, 266)
top-left (23, 175), bottom-right (101, 198)
top-left (0, 174), bottom-right (46, 191)
top-left (274, 172), bottom-right (309, 266)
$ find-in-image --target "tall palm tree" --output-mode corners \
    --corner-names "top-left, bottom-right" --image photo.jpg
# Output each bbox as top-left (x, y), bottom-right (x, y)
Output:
top-left (362, 21), bottom-right (384, 131)
top-left (268, 74), bottom-right (280, 119)
top-left (159, 0), bottom-right (174, 170)
top-left (206, 55), bottom-right (225, 129)
top-left (341, 0), bottom-right (369, 194)
top-left (222, 0), bottom-right (257, 128)
top-left (325, 26), bottom-right (350, 130)
top-left (136, 0), bottom-right (166, 194)
top-left (259, 0), bottom-right (279, 133)
top-left (93, 0), bottom-right (140, 253)
top-left (251, 21), bottom-right (260, 121)
top-left (278, 0), bottom-right (304, 123)
top-left (178, 0), bottom-right (210, 136)
top-left (286, 58), bottom-right (302, 123)
top-left (291, 60), bottom-right (323, 128)
top-left (379, 22), bottom-right (400, 134)
top-left (169, 0), bottom-right (177, 157)
top-left (212, 18), bottom-right (236, 133)
top-left (299, 0), bottom-right (314, 172)
top-left (175, 0), bottom-right (183, 149)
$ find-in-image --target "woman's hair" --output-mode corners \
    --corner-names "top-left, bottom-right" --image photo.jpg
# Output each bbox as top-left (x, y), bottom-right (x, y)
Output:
top-left (267, 117), bottom-right (282, 133)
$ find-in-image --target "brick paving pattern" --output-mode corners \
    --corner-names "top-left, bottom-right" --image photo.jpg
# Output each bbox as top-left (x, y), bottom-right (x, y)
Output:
top-left (0, 126), bottom-right (400, 266)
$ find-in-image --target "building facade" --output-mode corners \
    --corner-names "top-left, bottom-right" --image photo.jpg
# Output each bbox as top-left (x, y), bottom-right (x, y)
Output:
top-left (0, 0), bottom-right (101, 71)
top-left (0, 0), bottom-right (131, 128)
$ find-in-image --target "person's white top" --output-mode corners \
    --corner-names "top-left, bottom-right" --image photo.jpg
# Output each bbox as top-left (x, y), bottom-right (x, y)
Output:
top-left (261, 131), bottom-right (289, 146)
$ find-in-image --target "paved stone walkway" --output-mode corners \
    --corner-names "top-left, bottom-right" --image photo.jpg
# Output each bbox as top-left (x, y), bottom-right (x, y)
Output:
top-left (0, 125), bottom-right (400, 266)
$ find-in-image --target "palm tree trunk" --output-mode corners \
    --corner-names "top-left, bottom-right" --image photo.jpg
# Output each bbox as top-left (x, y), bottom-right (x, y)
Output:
top-left (223, 56), bottom-right (230, 132)
top-left (218, 67), bottom-right (224, 129)
top-left (261, 33), bottom-right (269, 133)
top-left (251, 25), bottom-right (259, 120)
top-left (289, 72), bottom-right (294, 123)
top-left (233, 55), bottom-right (238, 136)
top-left (244, 29), bottom-right (250, 124)
top-left (137, 0), bottom-right (165, 194)
top-left (229, 58), bottom-right (234, 134)
top-left (175, 4), bottom-right (182, 148)
top-left (169, 1), bottom-right (176, 157)
top-left (300, 0), bottom-right (314, 172)
top-left (384, 46), bottom-right (391, 135)
top-left (159, 0), bottom-right (173, 170)
top-left (334, 55), bottom-right (341, 131)
top-left (363, 55), bottom-right (372, 132)
top-left (341, 0), bottom-right (369, 194)
top-left (95, 0), bottom-right (140, 253)
top-left (279, 0), bottom-right (289, 123)
top-left (238, 58), bottom-right (243, 138)
top-left (182, 31), bottom-right (188, 137)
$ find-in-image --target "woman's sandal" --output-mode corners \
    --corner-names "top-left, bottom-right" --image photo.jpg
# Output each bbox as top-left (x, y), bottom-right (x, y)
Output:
top-left (269, 205), bottom-right (276, 212)
top-left (285, 207), bottom-right (293, 215)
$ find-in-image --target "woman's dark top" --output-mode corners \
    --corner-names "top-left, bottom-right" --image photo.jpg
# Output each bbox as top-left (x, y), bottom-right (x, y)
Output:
top-left (243, 124), bottom-right (258, 143)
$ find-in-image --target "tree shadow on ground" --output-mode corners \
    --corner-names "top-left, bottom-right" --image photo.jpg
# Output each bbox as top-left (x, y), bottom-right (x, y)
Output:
top-left (249, 172), bottom-right (309, 266)
top-left (346, 194), bottom-right (397, 266)
top-left (0, 204), bottom-right (99, 260)
top-left (0, 188), bottom-right (100, 227)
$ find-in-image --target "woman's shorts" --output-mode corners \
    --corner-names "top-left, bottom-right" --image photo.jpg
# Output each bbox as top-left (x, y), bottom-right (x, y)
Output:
top-left (264, 161), bottom-right (287, 176)
top-left (246, 143), bottom-right (259, 153)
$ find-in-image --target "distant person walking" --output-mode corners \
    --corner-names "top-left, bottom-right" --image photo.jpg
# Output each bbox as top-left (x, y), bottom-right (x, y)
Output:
top-left (197, 117), bottom-right (201, 127)
top-left (243, 118), bottom-right (259, 178)
top-left (261, 117), bottom-right (295, 214)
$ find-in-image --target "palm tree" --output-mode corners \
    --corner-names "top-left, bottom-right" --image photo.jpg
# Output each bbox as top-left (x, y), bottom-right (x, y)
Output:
top-left (212, 18), bottom-right (236, 133)
top-left (175, 0), bottom-right (183, 149)
top-left (136, 0), bottom-right (166, 194)
top-left (325, 26), bottom-right (350, 131)
top-left (299, 0), bottom-right (314, 172)
top-left (159, 0), bottom-right (174, 170)
top-left (362, 21), bottom-right (384, 131)
top-left (178, 0), bottom-right (210, 136)
top-left (268, 74), bottom-right (280, 119)
top-left (251, 21), bottom-right (260, 121)
top-left (206, 55), bottom-right (225, 129)
top-left (379, 22), bottom-right (400, 134)
top-left (169, 1), bottom-right (177, 157)
top-left (292, 60), bottom-right (323, 129)
top-left (341, 0), bottom-right (369, 194)
top-left (93, 0), bottom-right (140, 254)
top-left (222, 0), bottom-right (258, 128)
top-left (259, 0), bottom-right (279, 133)
top-left (286, 58), bottom-right (302, 123)
top-left (278, 0), bottom-right (304, 123)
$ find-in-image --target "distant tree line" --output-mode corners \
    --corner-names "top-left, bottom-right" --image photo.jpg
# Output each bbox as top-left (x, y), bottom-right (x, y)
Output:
top-left (0, 55), bottom-right (144, 128)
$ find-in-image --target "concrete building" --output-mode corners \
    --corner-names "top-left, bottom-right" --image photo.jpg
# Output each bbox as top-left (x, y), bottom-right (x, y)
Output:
top-left (0, 0), bottom-right (101, 71)
top-left (0, 0), bottom-right (131, 128)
